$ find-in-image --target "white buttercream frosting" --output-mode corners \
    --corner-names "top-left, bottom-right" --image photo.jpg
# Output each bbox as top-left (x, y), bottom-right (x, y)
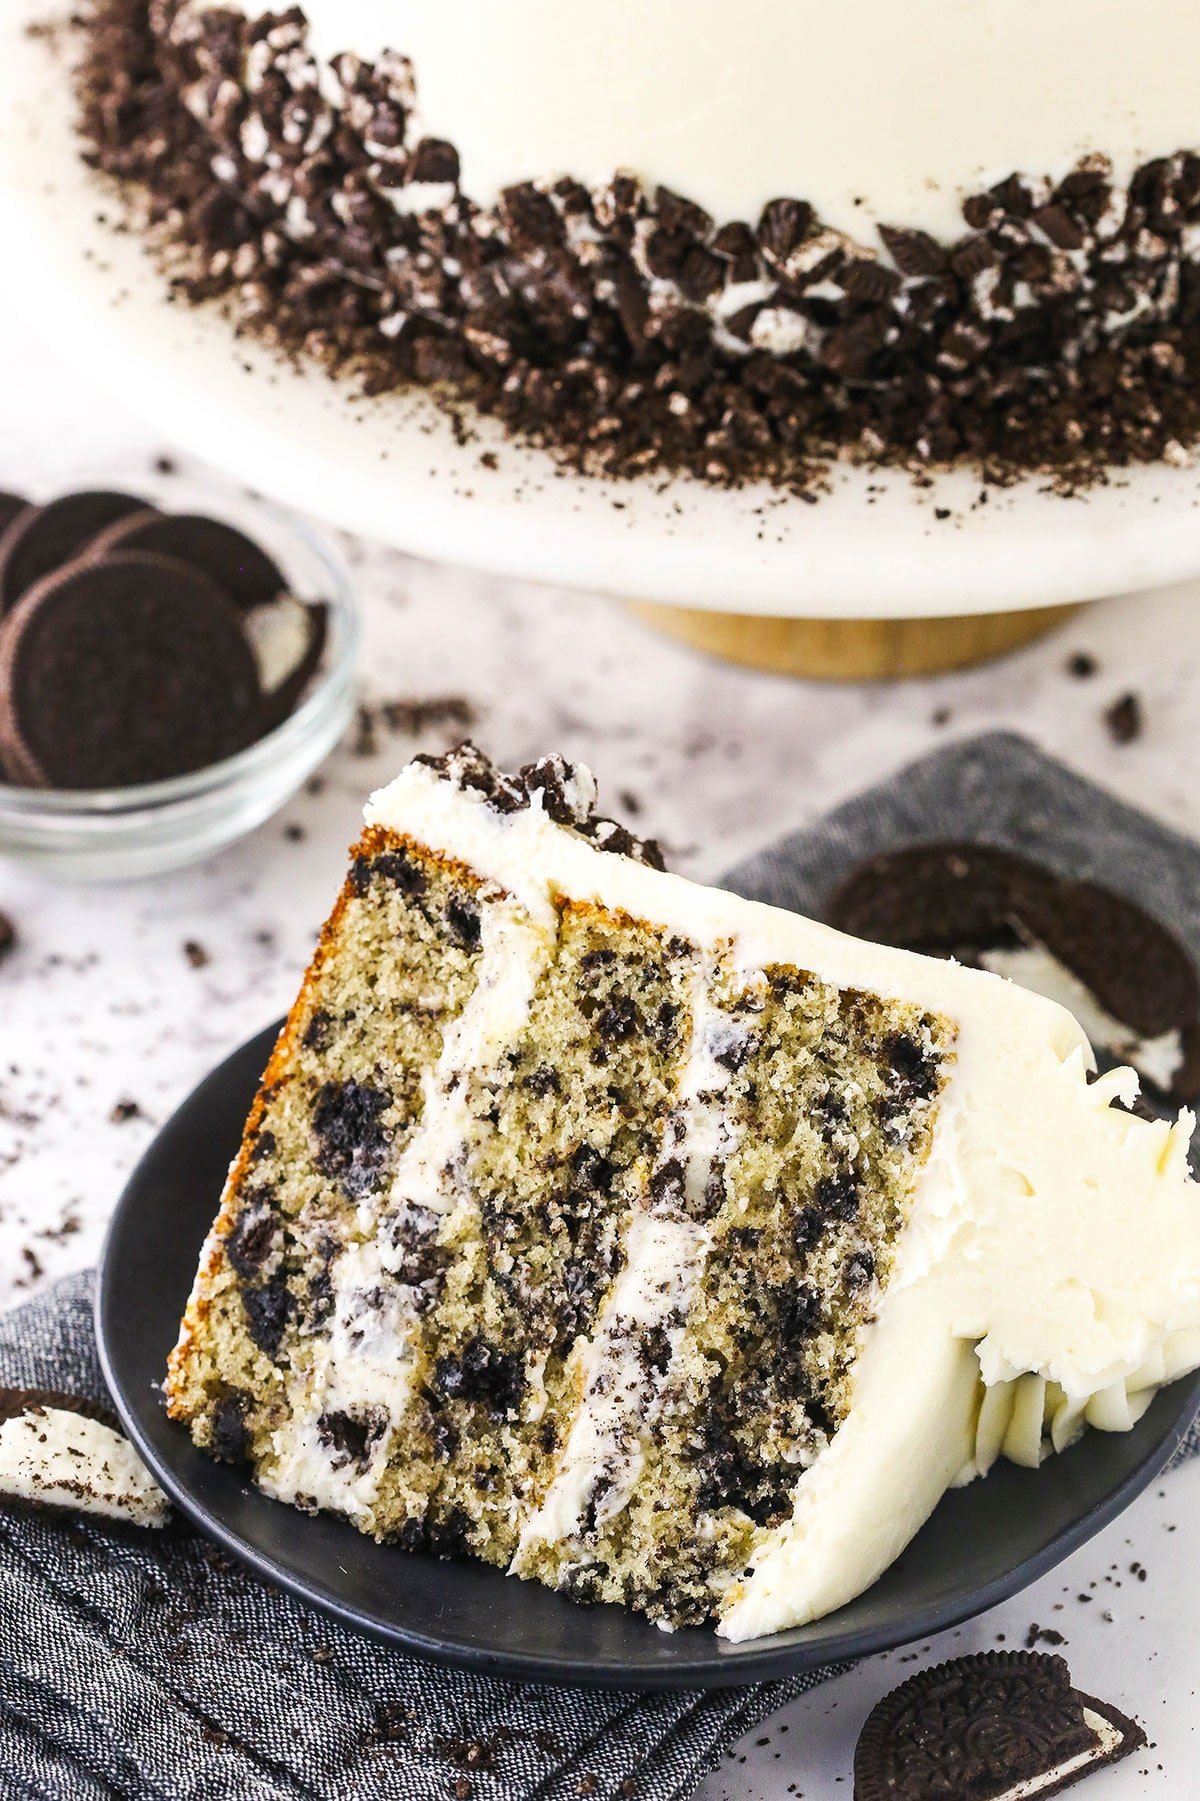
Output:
top-left (216, 0), bottom-right (1200, 238)
top-left (365, 759), bottom-right (1200, 1641)
top-left (0, 1407), bottom-right (170, 1529)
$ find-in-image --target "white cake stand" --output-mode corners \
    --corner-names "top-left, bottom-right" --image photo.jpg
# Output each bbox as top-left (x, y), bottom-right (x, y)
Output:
top-left (6, 3), bottom-right (1200, 676)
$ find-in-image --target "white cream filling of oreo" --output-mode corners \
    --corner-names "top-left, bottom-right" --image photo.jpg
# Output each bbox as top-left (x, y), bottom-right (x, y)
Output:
top-left (365, 759), bottom-right (1200, 1640)
top-left (998, 1705), bottom-right (1126, 1801)
top-left (242, 593), bottom-right (315, 696)
top-left (0, 1407), bottom-right (170, 1529)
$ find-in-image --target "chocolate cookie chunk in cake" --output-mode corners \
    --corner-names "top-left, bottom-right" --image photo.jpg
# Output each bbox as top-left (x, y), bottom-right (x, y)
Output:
top-left (829, 844), bottom-right (1200, 1101)
top-left (0, 1386), bottom-right (170, 1528)
top-left (0, 489), bottom-right (151, 612)
top-left (854, 1651), bottom-right (1145, 1800)
top-left (86, 509), bottom-right (286, 610)
top-left (0, 551), bottom-right (261, 787)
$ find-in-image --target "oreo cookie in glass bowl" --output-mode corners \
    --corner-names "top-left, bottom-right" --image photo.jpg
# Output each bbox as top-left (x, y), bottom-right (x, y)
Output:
top-left (0, 478), bottom-right (357, 878)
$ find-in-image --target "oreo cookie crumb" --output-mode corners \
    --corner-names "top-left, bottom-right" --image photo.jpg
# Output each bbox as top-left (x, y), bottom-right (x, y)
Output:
top-left (1105, 692), bottom-right (1143, 745)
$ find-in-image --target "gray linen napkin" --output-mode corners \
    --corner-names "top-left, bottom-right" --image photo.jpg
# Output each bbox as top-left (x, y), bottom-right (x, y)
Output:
top-left (1, 732), bottom-right (1197, 1801)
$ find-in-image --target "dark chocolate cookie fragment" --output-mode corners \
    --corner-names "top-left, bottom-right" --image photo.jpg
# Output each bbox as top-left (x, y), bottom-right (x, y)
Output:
top-left (830, 843), bottom-right (1028, 953)
top-left (854, 1651), bottom-right (1145, 1801)
top-left (86, 509), bottom-right (286, 609)
top-left (0, 551), bottom-right (262, 788)
top-left (829, 843), bottom-right (1200, 1100)
top-left (0, 489), bottom-right (152, 611)
top-left (0, 492), bottom-right (28, 540)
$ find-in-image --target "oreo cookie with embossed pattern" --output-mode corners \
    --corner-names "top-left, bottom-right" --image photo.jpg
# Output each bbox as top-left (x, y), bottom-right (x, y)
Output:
top-left (0, 551), bottom-right (261, 787)
top-left (0, 489), bottom-right (151, 612)
top-left (85, 508), bottom-right (286, 609)
top-left (854, 1651), bottom-right (1145, 1801)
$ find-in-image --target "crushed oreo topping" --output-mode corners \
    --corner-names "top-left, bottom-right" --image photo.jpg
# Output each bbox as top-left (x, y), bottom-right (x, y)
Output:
top-left (415, 743), bottom-right (665, 868)
top-left (76, 0), bottom-right (1200, 491)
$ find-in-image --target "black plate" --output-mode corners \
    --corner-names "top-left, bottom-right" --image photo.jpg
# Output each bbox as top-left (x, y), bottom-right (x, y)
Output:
top-left (98, 1022), bottom-right (1200, 1690)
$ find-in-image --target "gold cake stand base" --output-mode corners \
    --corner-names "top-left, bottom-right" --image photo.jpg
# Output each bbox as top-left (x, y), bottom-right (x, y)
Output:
top-left (629, 601), bottom-right (1083, 681)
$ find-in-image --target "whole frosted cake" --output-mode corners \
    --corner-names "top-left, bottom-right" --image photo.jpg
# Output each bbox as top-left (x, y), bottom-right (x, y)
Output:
top-left (78, 2), bottom-right (1200, 485)
top-left (167, 748), bottom-right (1200, 1639)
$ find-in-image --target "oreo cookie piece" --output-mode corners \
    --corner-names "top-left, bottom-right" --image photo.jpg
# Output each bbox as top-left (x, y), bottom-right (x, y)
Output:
top-left (854, 1651), bottom-right (1145, 1800)
top-left (0, 1385), bottom-right (170, 1528)
top-left (244, 593), bottom-right (329, 730)
top-left (0, 489), bottom-right (151, 612)
top-left (0, 491), bottom-right (28, 539)
top-left (829, 844), bottom-right (1200, 1101)
top-left (0, 551), bottom-right (262, 788)
top-left (86, 509), bottom-right (286, 609)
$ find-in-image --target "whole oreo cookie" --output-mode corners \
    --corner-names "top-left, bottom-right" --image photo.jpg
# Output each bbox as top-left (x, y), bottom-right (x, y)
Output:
top-left (829, 843), bottom-right (1200, 1100)
top-left (854, 1651), bottom-right (1145, 1800)
top-left (0, 489), bottom-right (151, 611)
top-left (0, 552), bottom-right (262, 788)
top-left (86, 509), bottom-right (286, 609)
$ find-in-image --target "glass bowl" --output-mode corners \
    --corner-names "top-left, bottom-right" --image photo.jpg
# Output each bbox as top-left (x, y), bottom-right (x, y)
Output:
top-left (0, 477), bottom-right (359, 880)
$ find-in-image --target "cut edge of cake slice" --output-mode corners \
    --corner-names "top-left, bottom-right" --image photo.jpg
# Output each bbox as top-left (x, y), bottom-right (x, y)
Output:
top-left (165, 746), bottom-right (1200, 1642)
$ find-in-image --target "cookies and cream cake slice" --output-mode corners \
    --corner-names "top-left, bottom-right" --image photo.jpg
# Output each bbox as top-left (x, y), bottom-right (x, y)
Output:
top-left (166, 746), bottom-right (1200, 1640)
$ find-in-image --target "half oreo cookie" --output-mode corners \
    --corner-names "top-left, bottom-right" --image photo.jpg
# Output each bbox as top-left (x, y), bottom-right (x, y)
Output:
top-left (829, 843), bottom-right (1200, 1100)
top-left (0, 1386), bottom-right (170, 1529)
top-left (854, 1651), bottom-right (1145, 1801)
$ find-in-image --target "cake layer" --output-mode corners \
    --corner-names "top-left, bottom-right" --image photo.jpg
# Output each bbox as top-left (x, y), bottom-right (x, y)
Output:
top-left (168, 749), bottom-right (1200, 1640)
top-left (204, 0), bottom-right (1200, 241)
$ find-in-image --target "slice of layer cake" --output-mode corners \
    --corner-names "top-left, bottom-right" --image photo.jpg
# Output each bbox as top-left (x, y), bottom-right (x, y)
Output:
top-left (166, 747), bottom-right (1200, 1639)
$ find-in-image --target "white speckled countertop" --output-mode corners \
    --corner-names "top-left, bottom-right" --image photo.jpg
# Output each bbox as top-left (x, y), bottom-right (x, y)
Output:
top-left (0, 298), bottom-right (1197, 1797)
